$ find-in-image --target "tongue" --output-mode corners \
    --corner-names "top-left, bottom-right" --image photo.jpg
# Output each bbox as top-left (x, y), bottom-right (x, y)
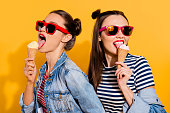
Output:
top-left (114, 43), bottom-right (123, 49)
top-left (38, 40), bottom-right (46, 48)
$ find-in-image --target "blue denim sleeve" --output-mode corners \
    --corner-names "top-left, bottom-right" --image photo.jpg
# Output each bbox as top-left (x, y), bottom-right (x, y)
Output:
top-left (149, 104), bottom-right (167, 113)
top-left (19, 93), bottom-right (35, 113)
top-left (65, 69), bottom-right (105, 113)
top-left (123, 88), bottom-right (166, 113)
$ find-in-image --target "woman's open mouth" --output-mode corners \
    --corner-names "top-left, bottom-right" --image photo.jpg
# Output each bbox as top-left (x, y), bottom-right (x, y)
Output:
top-left (113, 40), bottom-right (124, 49)
top-left (38, 34), bottom-right (46, 48)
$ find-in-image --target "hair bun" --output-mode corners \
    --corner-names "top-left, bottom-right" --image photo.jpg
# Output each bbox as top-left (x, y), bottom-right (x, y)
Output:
top-left (73, 18), bottom-right (81, 36)
top-left (92, 9), bottom-right (101, 19)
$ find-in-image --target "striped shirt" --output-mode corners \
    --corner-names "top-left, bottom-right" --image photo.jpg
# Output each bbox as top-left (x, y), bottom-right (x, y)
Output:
top-left (97, 54), bottom-right (155, 113)
top-left (37, 70), bottom-right (48, 113)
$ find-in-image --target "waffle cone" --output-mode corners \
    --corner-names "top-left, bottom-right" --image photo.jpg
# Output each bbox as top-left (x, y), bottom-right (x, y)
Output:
top-left (27, 47), bottom-right (37, 59)
top-left (117, 48), bottom-right (129, 69)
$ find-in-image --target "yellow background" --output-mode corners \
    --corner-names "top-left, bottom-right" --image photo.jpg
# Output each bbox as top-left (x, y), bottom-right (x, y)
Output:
top-left (0, 0), bottom-right (170, 112)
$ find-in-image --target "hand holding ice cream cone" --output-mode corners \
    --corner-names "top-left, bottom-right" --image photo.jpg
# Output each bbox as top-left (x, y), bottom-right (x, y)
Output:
top-left (23, 41), bottom-right (38, 84)
top-left (117, 44), bottom-right (129, 69)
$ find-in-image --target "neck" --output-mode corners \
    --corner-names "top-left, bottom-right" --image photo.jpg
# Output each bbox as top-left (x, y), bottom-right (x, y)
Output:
top-left (104, 52), bottom-right (118, 67)
top-left (45, 47), bottom-right (64, 75)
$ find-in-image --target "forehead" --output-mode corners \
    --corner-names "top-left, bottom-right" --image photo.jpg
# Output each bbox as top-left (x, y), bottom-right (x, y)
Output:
top-left (101, 15), bottom-right (128, 27)
top-left (44, 13), bottom-right (65, 27)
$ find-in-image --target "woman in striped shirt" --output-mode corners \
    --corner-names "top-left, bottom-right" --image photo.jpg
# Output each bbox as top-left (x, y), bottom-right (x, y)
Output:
top-left (88, 9), bottom-right (166, 113)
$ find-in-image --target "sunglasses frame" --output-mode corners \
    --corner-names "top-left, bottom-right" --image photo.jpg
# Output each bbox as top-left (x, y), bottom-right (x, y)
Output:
top-left (99, 25), bottom-right (134, 36)
top-left (36, 20), bottom-right (70, 35)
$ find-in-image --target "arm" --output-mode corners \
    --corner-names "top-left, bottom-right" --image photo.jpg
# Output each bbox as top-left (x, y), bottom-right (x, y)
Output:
top-left (117, 79), bottom-right (162, 113)
top-left (115, 56), bottom-right (155, 106)
top-left (19, 58), bottom-right (37, 113)
top-left (65, 69), bottom-right (105, 113)
top-left (116, 56), bottom-right (166, 113)
top-left (23, 82), bottom-right (35, 106)
top-left (123, 88), bottom-right (166, 113)
top-left (115, 62), bottom-right (134, 106)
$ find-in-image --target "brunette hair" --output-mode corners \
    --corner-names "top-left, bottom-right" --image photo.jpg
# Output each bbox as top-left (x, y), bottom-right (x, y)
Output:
top-left (50, 10), bottom-right (81, 50)
top-left (88, 9), bottom-right (129, 91)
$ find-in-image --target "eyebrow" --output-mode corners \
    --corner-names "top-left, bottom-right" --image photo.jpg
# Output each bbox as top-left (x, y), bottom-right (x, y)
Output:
top-left (43, 20), bottom-right (58, 25)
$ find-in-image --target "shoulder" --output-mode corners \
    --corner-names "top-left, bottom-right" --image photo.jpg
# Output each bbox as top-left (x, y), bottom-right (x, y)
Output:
top-left (62, 57), bottom-right (88, 80)
top-left (64, 57), bottom-right (82, 71)
top-left (126, 53), bottom-right (146, 61)
top-left (126, 53), bottom-right (149, 65)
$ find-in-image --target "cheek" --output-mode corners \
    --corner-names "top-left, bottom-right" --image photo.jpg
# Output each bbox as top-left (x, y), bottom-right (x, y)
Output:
top-left (101, 37), bottom-right (116, 50)
top-left (49, 32), bottom-right (64, 42)
top-left (102, 35), bottom-right (117, 45)
top-left (101, 33), bottom-right (116, 42)
top-left (102, 38), bottom-right (112, 47)
top-left (46, 34), bottom-right (62, 46)
top-left (124, 37), bottom-right (130, 45)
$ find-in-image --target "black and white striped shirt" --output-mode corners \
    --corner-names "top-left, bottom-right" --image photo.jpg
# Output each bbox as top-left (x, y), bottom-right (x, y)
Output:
top-left (97, 53), bottom-right (155, 113)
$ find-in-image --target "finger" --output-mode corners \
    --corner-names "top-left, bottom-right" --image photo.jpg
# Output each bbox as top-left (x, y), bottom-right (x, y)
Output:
top-left (27, 66), bottom-right (34, 71)
top-left (115, 67), bottom-right (125, 76)
top-left (117, 73), bottom-right (121, 79)
top-left (116, 69), bottom-right (122, 78)
top-left (24, 67), bottom-right (28, 73)
top-left (118, 71), bottom-right (125, 79)
top-left (28, 63), bottom-right (35, 68)
top-left (28, 71), bottom-right (34, 75)
top-left (26, 62), bottom-right (35, 68)
top-left (120, 69), bottom-right (132, 79)
top-left (119, 67), bottom-right (132, 77)
top-left (115, 68), bottom-right (121, 76)
top-left (24, 70), bottom-right (28, 76)
top-left (25, 58), bottom-right (34, 67)
top-left (115, 62), bottom-right (128, 68)
top-left (25, 66), bottom-right (34, 73)
top-left (116, 68), bottom-right (127, 78)
top-left (25, 58), bottom-right (34, 61)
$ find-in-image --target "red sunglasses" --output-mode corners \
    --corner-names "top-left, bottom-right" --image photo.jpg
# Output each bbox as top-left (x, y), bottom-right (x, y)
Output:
top-left (99, 25), bottom-right (134, 36)
top-left (36, 20), bottom-right (70, 35)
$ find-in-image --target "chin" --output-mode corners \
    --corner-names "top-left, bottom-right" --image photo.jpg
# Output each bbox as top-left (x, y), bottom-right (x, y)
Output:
top-left (113, 51), bottom-right (118, 56)
top-left (105, 49), bottom-right (117, 56)
top-left (110, 48), bottom-right (118, 56)
top-left (111, 47), bottom-right (118, 55)
top-left (38, 48), bottom-right (45, 53)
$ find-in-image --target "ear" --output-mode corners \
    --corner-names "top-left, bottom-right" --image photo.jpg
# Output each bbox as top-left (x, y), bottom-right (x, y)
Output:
top-left (61, 34), bottom-right (72, 43)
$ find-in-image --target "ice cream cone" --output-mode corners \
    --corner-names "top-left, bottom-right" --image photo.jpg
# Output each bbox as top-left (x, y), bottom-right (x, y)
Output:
top-left (27, 48), bottom-right (37, 59)
top-left (27, 41), bottom-right (38, 63)
top-left (117, 48), bottom-right (129, 69)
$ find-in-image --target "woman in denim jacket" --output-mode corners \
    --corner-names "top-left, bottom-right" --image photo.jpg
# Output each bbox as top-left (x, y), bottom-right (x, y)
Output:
top-left (19, 10), bottom-right (105, 113)
top-left (88, 9), bottom-right (166, 113)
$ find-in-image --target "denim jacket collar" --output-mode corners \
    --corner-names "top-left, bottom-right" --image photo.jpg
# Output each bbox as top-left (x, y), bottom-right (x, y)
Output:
top-left (39, 51), bottom-right (67, 76)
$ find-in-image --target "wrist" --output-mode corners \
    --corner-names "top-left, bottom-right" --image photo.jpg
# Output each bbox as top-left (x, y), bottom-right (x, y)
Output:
top-left (26, 81), bottom-right (34, 87)
top-left (119, 84), bottom-right (128, 91)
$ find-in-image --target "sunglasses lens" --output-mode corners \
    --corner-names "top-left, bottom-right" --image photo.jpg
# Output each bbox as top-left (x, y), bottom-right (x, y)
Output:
top-left (107, 26), bottom-right (118, 35)
top-left (36, 22), bottom-right (44, 31)
top-left (46, 24), bottom-right (56, 34)
top-left (122, 26), bottom-right (133, 36)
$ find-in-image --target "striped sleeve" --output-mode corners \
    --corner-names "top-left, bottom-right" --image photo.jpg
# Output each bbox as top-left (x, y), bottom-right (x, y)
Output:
top-left (134, 56), bottom-right (155, 91)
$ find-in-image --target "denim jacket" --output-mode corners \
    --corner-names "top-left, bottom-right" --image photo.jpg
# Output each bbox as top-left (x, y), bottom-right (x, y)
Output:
top-left (19, 51), bottom-right (105, 113)
top-left (123, 88), bottom-right (167, 113)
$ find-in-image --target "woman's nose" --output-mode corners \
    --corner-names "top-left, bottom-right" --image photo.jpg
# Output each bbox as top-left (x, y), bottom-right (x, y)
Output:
top-left (116, 30), bottom-right (124, 39)
top-left (39, 25), bottom-right (46, 32)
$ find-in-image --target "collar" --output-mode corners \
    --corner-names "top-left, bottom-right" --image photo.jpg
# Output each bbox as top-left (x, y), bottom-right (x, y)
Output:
top-left (39, 51), bottom-right (67, 76)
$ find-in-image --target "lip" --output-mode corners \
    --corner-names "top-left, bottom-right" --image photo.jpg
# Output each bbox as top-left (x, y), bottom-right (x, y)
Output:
top-left (39, 34), bottom-right (46, 41)
top-left (38, 34), bottom-right (46, 49)
top-left (113, 40), bottom-right (124, 48)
